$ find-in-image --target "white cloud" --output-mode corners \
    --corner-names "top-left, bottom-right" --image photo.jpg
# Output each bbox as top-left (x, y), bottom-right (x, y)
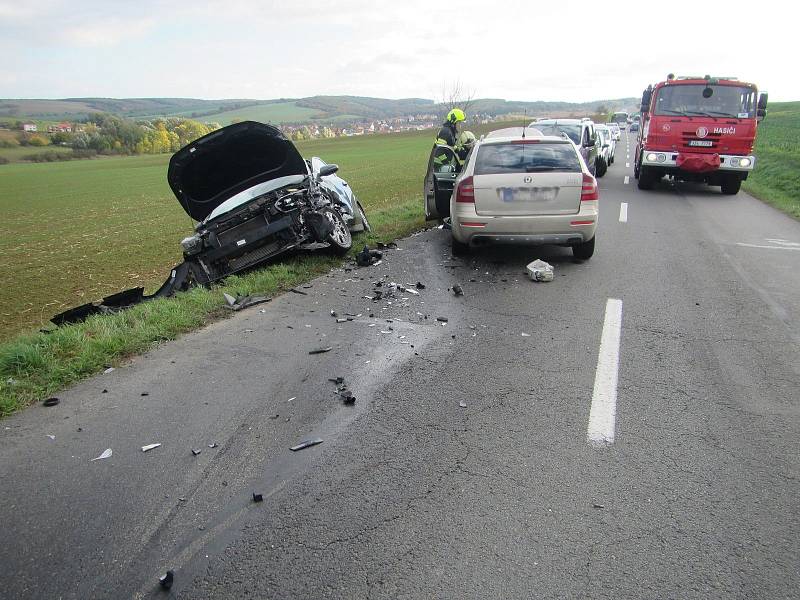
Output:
top-left (0, 0), bottom-right (794, 100)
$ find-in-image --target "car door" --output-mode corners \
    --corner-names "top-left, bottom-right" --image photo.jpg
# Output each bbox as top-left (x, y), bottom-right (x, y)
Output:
top-left (582, 125), bottom-right (597, 175)
top-left (424, 145), bottom-right (459, 220)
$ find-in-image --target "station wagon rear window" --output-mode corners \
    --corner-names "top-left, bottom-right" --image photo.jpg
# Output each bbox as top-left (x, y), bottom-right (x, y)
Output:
top-left (474, 142), bottom-right (581, 175)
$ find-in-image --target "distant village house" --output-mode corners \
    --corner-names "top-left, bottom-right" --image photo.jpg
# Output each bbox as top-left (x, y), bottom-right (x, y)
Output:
top-left (47, 122), bottom-right (73, 133)
top-left (22, 122), bottom-right (37, 132)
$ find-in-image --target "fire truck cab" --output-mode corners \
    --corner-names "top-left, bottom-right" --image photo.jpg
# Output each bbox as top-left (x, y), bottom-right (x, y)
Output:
top-left (634, 74), bottom-right (768, 194)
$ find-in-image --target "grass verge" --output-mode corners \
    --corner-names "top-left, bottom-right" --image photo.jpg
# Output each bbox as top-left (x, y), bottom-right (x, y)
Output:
top-left (742, 101), bottom-right (800, 220)
top-left (0, 198), bottom-right (425, 417)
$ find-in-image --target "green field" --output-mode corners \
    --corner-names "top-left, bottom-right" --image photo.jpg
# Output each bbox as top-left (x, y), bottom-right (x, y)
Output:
top-left (183, 101), bottom-right (320, 125)
top-left (742, 101), bottom-right (800, 219)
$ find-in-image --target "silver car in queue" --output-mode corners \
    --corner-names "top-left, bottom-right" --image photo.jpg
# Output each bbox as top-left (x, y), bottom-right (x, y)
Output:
top-left (449, 127), bottom-right (599, 259)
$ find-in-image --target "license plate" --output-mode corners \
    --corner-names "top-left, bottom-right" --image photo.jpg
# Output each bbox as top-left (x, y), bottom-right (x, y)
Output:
top-left (498, 187), bottom-right (559, 203)
top-left (688, 140), bottom-right (713, 147)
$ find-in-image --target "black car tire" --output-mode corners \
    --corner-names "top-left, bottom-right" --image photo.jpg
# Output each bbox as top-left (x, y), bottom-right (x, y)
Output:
top-left (324, 209), bottom-right (352, 255)
top-left (451, 236), bottom-right (470, 256)
top-left (596, 157), bottom-right (608, 178)
top-left (721, 175), bottom-right (742, 195)
top-left (572, 236), bottom-right (595, 260)
top-left (356, 200), bottom-right (371, 233)
top-left (637, 166), bottom-right (656, 190)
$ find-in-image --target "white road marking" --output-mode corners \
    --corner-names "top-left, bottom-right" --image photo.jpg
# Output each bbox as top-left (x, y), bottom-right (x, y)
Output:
top-left (587, 299), bottom-right (623, 447)
top-left (736, 242), bottom-right (800, 252)
top-left (625, 162), bottom-right (630, 168)
top-left (623, 175), bottom-right (630, 185)
top-left (619, 202), bottom-right (628, 222)
top-left (765, 238), bottom-right (800, 247)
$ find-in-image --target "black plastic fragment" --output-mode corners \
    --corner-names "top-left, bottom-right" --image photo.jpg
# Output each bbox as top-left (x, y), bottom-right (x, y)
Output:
top-left (192, 448), bottom-right (202, 456)
top-left (452, 284), bottom-right (463, 296)
top-left (415, 281), bottom-right (426, 289)
top-left (436, 317), bottom-right (449, 323)
top-left (42, 397), bottom-right (60, 407)
top-left (309, 347), bottom-right (333, 355)
top-left (252, 492), bottom-right (264, 503)
top-left (159, 570), bottom-right (174, 590)
top-left (328, 377), bottom-right (345, 384)
top-left (289, 288), bottom-right (308, 295)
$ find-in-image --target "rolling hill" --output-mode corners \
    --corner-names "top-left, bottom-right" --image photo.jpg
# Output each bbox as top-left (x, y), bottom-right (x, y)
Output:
top-left (0, 95), bottom-right (638, 125)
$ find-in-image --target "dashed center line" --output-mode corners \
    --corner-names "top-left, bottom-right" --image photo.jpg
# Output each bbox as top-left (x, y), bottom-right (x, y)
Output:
top-left (587, 298), bottom-right (623, 447)
top-left (736, 242), bottom-right (800, 252)
top-left (625, 162), bottom-right (630, 168)
top-left (623, 175), bottom-right (630, 185)
top-left (619, 202), bottom-right (628, 222)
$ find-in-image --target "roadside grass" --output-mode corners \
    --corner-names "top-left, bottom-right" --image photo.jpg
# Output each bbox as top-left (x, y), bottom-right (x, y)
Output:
top-left (0, 130), bottom-right (431, 416)
top-left (743, 101), bottom-right (800, 220)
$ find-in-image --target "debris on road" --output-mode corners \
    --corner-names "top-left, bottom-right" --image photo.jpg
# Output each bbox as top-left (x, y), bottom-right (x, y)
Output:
top-left (252, 492), bottom-right (264, 503)
top-left (142, 443), bottom-right (161, 452)
top-left (521, 332), bottom-right (531, 337)
top-left (526, 259), bottom-right (555, 282)
top-left (159, 570), bottom-right (174, 590)
top-left (356, 245), bottom-right (383, 267)
top-left (42, 397), bottom-right (60, 407)
top-left (208, 442), bottom-right (218, 449)
top-left (309, 346), bottom-right (333, 355)
top-left (289, 288), bottom-right (308, 296)
top-left (328, 377), bottom-right (344, 384)
top-left (91, 448), bottom-right (113, 461)
top-left (415, 281), bottom-right (426, 290)
top-left (223, 293), bottom-right (270, 311)
top-left (459, 400), bottom-right (467, 408)
top-left (191, 448), bottom-right (202, 456)
top-left (593, 503), bottom-right (605, 509)
top-left (436, 317), bottom-right (449, 323)
top-left (452, 284), bottom-right (464, 296)
top-left (47, 434), bottom-right (55, 440)
top-left (290, 438), bottom-right (324, 452)
top-left (103, 368), bottom-right (115, 375)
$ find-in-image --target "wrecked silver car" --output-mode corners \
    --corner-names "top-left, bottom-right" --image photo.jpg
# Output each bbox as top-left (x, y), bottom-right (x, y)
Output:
top-left (171, 120), bottom-right (370, 284)
top-left (50, 121), bottom-right (370, 326)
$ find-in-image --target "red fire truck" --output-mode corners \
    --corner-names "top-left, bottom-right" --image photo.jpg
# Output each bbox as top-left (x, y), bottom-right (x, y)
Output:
top-left (634, 75), bottom-right (768, 194)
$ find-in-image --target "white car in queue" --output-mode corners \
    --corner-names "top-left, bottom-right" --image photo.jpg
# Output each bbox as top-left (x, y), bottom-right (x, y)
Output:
top-left (450, 127), bottom-right (599, 259)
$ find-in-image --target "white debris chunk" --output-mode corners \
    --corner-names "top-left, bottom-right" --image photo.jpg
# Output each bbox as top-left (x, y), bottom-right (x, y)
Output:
top-left (526, 259), bottom-right (554, 282)
top-left (91, 448), bottom-right (113, 461)
top-left (142, 443), bottom-right (161, 452)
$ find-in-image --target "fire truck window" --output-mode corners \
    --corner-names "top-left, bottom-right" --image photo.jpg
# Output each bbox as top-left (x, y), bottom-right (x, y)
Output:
top-left (655, 85), bottom-right (756, 117)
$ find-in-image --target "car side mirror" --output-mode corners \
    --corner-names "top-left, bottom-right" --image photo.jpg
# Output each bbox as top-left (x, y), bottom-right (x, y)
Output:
top-left (318, 164), bottom-right (339, 177)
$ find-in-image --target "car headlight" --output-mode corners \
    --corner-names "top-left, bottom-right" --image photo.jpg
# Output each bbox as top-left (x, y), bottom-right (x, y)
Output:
top-left (646, 153), bottom-right (658, 162)
top-left (738, 157), bottom-right (751, 168)
top-left (656, 153), bottom-right (666, 162)
top-left (180, 234), bottom-right (203, 255)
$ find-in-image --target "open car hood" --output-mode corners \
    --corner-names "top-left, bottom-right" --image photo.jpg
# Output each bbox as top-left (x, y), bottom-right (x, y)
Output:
top-left (168, 121), bottom-right (308, 222)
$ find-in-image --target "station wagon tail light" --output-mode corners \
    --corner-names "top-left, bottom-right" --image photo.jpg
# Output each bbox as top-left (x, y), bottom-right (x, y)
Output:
top-left (455, 176), bottom-right (475, 203)
top-left (581, 174), bottom-right (599, 201)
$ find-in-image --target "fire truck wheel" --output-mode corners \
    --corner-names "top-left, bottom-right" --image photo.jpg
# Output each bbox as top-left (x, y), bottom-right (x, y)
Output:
top-left (721, 175), bottom-right (742, 195)
top-left (637, 166), bottom-right (656, 190)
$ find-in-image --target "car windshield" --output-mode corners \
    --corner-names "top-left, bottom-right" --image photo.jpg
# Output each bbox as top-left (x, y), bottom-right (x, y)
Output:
top-left (533, 124), bottom-right (581, 144)
top-left (474, 142), bottom-right (581, 175)
top-left (654, 84), bottom-right (756, 118)
top-left (610, 112), bottom-right (628, 124)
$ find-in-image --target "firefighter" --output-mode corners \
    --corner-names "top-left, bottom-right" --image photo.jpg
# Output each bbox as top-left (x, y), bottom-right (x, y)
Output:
top-left (455, 130), bottom-right (476, 165)
top-left (433, 108), bottom-right (466, 170)
top-left (435, 108), bottom-right (465, 146)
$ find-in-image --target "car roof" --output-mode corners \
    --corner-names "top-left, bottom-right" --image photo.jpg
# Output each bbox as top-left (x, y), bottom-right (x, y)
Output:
top-left (484, 127), bottom-right (544, 139)
top-left (480, 132), bottom-right (573, 145)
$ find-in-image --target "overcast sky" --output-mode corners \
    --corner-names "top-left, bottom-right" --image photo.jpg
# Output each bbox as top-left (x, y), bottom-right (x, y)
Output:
top-left (1, 0), bottom-right (792, 102)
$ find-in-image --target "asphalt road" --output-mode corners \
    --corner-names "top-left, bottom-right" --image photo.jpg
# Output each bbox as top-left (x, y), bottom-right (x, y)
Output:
top-left (1, 130), bottom-right (798, 599)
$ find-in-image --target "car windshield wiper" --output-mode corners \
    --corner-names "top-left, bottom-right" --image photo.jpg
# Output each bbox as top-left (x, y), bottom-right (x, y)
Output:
top-left (661, 109), bottom-right (690, 116)
top-left (702, 110), bottom-right (739, 117)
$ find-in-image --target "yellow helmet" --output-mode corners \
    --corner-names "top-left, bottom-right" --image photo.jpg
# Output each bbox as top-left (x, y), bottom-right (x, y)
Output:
top-left (447, 108), bottom-right (466, 124)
